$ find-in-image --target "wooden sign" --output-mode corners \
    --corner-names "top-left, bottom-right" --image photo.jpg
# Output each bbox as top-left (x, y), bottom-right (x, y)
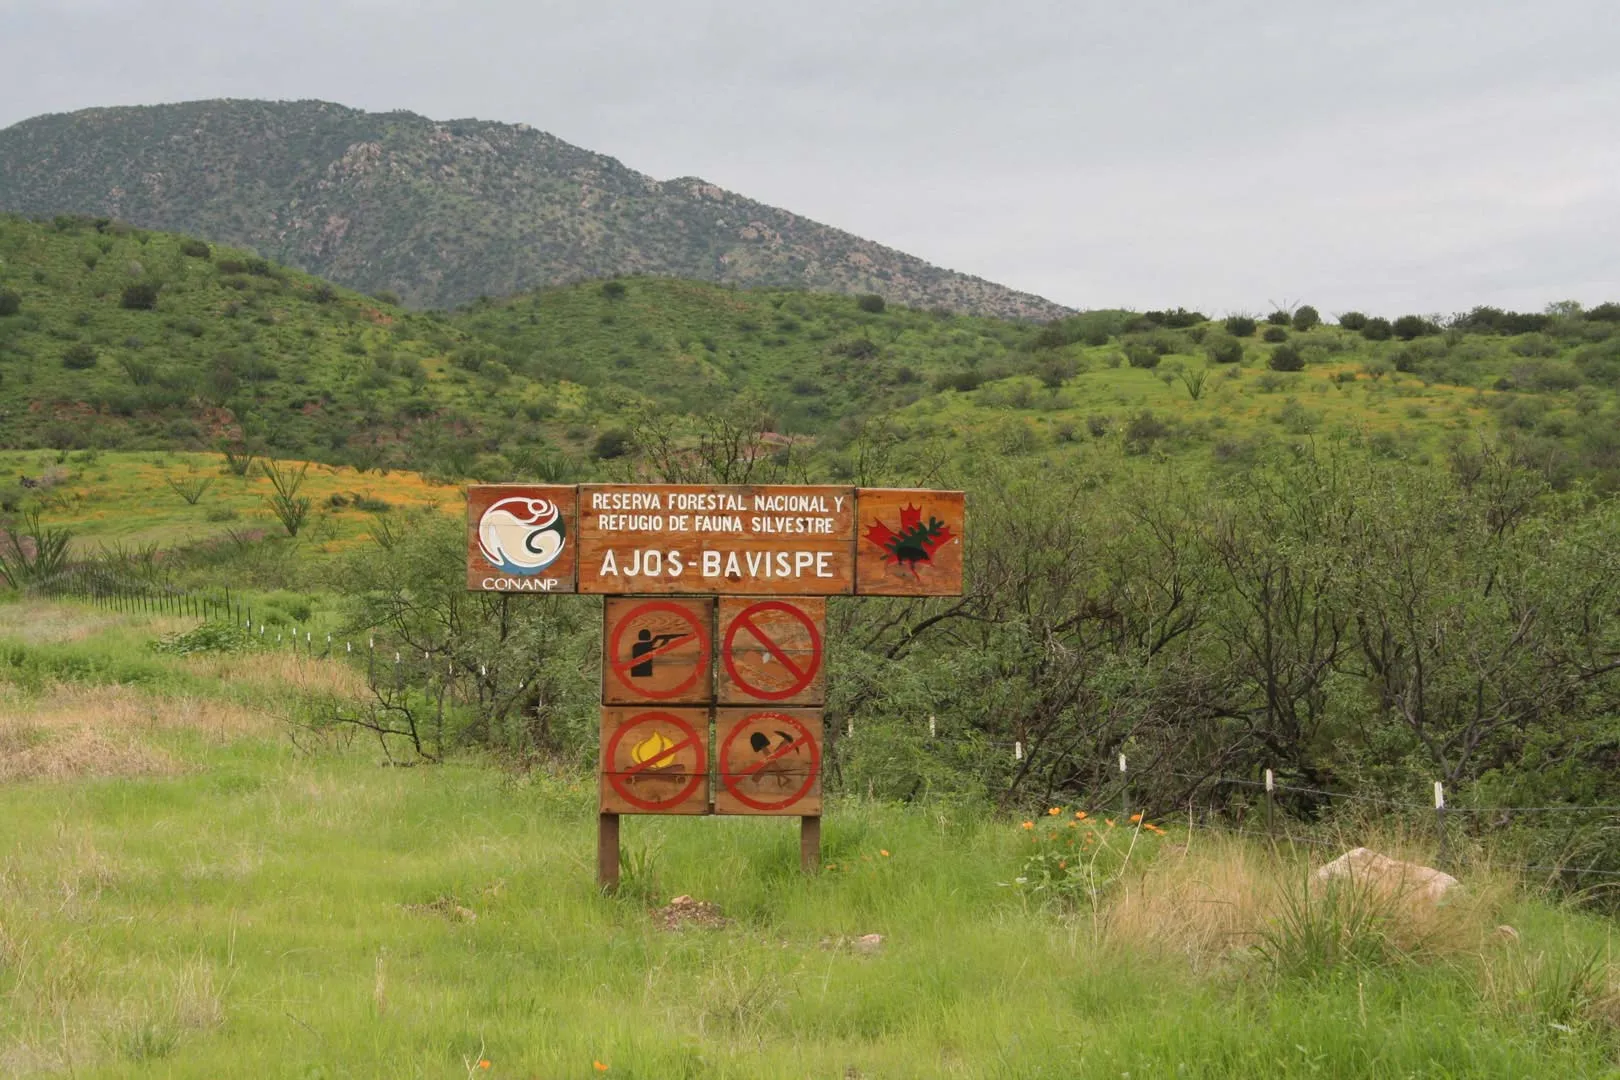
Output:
top-left (576, 485), bottom-right (857, 595)
top-left (599, 707), bottom-right (711, 814)
top-left (718, 597), bottom-right (825, 706)
top-left (715, 708), bottom-right (823, 815)
top-left (603, 597), bottom-right (714, 704)
top-left (855, 489), bottom-right (965, 597)
top-left (466, 485), bottom-right (578, 593)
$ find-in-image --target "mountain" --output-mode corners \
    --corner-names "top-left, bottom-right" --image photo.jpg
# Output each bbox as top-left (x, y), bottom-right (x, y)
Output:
top-left (0, 99), bottom-right (1072, 321)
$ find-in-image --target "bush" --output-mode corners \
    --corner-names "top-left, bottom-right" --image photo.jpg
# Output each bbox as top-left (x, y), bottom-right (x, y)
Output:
top-left (1125, 343), bottom-right (1161, 369)
top-left (599, 280), bottom-right (627, 301)
top-left (857, 293), bottom-right (887, 314)
top-left (62, 343), bottom-right (98, 369)
top-left (1337, 311), bottom-right (1368, 331)
top-left (1263, 326), bottom-right (1289, 343)
top-left (120, 282), bottom-right (160, 310)
top-left (1362, 317), bottom-right (1393, 341)
top-left (1392, 314), bottom-right (1438, 340)
top-left (0, 289), bottom-right (19, 317)
top-left (1204, 334), bottom-right (1245, 365)
top-left (179, 239), bottom-right (211, 259)
top-left (1266, 310), bottom-right (1292, 326)
top-left (1268, 344), bottom-right (1305, 371)
top-left (1224, 315), bottom-right (1257, 337)
top-left (1292, 305), bottom-right (1321, 331)
top-left (593, 428), bottom-right (633, 459)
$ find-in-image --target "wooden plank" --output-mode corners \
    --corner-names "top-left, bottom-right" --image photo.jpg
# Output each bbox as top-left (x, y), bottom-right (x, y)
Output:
top-left (801, 815), bottom-right (821, 874)
top-left (717, 596), bottom-right (826, 706)
top-left (466, 484), bottom-right (578, 593)
top-left (599, 707), bottom-right (711, 815)
top-left (577, 484), bottom-right (856, 595)
top-left (854, 488), bottom-right (965, 596)
top-left (598, 813), bottom-right (620, 892)
top-left (602, 597), bottom-right (715, 704)
top-left (714, 707), bottom-right (822, 816)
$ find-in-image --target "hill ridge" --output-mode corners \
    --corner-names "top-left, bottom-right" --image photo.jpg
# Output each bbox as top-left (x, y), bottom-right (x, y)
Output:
top-left (0, 99), bottom-right (1073, 320)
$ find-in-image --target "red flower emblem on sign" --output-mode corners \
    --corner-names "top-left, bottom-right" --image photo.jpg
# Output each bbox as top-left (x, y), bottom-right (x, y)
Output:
top-left (863, 504), bottom-right (954, 578)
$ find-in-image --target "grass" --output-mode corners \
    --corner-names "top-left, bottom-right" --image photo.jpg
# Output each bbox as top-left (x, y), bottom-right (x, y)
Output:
top-left (3, 600), bottom-right (1620, 1077)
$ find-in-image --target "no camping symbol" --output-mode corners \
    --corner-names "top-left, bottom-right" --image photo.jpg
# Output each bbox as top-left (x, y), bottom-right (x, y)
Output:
top-left (717, 709), bottom-right (823, 815)
top-left (720, 598), bottom-right (824, 704)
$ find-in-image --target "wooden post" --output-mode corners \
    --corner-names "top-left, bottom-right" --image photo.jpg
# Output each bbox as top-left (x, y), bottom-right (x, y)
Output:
top-left (598, 812), bottom-right (621, 892)
top-left (1434, 781), bottom-right (1448, 870)
top-left (1264, 768), bottom-right (1275, 836)
top-left (800, 815), bottom-right (821, 874)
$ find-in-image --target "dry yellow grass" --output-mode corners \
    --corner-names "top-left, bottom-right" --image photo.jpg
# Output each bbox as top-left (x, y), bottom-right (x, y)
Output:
top-left (179, 650), bottom-right (370, 699)
top-left (0, 683), bottom-right (274, 782)
top-left (0, 601), bottom-right (194, 645)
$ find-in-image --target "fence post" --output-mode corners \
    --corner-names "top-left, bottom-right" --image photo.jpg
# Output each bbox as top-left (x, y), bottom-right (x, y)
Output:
top-left (1119, 753), bottom-right (1129, 821)
top-left (1434, 781), bottom-right (1448, 870)
top-left (1264, 768), bottom-right (1275, 836)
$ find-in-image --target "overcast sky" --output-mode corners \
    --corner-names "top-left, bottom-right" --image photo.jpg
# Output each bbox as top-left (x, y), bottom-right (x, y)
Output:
top-left (2, 0), bottom-right (1616, 316)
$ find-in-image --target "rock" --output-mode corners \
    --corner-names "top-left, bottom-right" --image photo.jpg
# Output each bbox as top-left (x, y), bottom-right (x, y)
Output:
top-left (669, 895), bottom-right (693, 906)
top-left (853, 933), bottom-right (884, 954)
top-left (1313, 848), bottom-right (1459, 903)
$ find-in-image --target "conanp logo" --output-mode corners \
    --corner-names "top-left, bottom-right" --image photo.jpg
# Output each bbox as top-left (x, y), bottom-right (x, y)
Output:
top-left (478, 496), bottom-right (567, 575)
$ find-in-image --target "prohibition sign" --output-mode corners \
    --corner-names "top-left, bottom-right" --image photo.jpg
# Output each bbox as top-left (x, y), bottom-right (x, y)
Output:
top-left (722, 600), bottom-right (823, 702)
top-left (719, 711), bottom-right (822, 812)
top-left (604, 711), bottom-right (707, 812)
top-left (606, 600), bottom-right (711, 701)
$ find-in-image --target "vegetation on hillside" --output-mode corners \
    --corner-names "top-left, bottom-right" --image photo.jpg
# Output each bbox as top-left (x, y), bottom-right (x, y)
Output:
top-left (0, 99), bottom-right (1072, 319)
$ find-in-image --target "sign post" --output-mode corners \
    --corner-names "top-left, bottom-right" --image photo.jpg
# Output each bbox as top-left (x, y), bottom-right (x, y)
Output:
top-left (467, 483), bottom-right (965, 890)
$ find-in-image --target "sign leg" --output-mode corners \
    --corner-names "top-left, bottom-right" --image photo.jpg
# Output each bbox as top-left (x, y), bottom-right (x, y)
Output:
top-left (598, 812), bottom-right (621, 892)
top-left (800, 815), bottom-right (821, 874)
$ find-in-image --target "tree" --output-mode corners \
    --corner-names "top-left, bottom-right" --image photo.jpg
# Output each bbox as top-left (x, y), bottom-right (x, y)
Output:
top-left (592, 428), bottom-right (632, 460)
top-left (179, 239), bottom-right (211, 259)
top-left (1392, 314), bottom-right (1437, 341)
top-left (1291, 305), bottom-right (1321, 331)
top-left (857, 293), bottom-right (887, 314)
top-left (120, 282), bottom-right (160, 310)
top-left (1224, 315), bottom-right (1257, 337)
top-left (1266, 310), bottom-right (1292, 326)
top-left (1362, 317), bottom-right (1393, 341)
top-left (1337, 311), bottom-right (1368, 331)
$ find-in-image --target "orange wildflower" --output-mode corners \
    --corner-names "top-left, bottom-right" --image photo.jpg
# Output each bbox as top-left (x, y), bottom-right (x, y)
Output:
top-left (1129, 813), bottom-right (1143, 823)
top-left (1048, 807), bottom-right (1062, 816)
top-left (479, 1062), bottom-right (491, 1070)
top-left (1105, 819), bottom-right (1116, 827)
top-left (594, 1063), bottom-right (610, 1072)
top-left (1021, 821), bottom-right (1034, 830)
top-left (1074, 810), bottom-right (1088, 820)
top-left (880, 850), bottom-right (890, 857)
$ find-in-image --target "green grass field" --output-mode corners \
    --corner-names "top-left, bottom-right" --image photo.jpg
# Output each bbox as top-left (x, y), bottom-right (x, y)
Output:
top-left (5, 598), bottom-right (1620, 1078)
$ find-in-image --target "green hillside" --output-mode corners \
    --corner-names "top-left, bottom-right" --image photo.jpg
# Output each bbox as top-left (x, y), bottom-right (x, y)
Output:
top-left (4, 213), bottom-right (1620, 492)
top-left (0, 100), bottom-right (1072, 320)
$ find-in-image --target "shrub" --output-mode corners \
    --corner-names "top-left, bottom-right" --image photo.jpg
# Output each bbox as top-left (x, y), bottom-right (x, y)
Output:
top-left (371, 289), bottom-right (401, 306)
top-left (1224, 315), bottom-right (1257, 337)
top-left (1337, 311), bottom-right (1368, 331)
top-left (1292, 305), bottom-right (1321, 331)
top-left (857, 293), bottom-right (887, 314)
top-left (0, 289), bottom-right (19, 317)
top-left (1587, 302), bottom-right (1620, 323)
top-left (1362, 317), bottom-right (1393, 341)
top-left (599, 280), bottom-right (627, 301)
top-left (593, 428), bottom-right (632, 459)
top-left (1268, 344), bottom-right (1304, 371)
top-left (1123, 410), bottom-right (1170, 453)
top-left (179, 239), bottom-right (211, 259)
top-left (1125, 343), bottom-right (1161, 369)
top-left (1204, 334), bottom-right (1244, 365)
top-left (1262, 326), bottom-right (1289, 343)
top-left (1392, 314), bottom-right (1438, 340)
top-left (120, 282), bottom-right (160, 310)
top-left (1266, 310), bottom-right (1292, 326)
top-left (62, 343), bottom-right (98, 369)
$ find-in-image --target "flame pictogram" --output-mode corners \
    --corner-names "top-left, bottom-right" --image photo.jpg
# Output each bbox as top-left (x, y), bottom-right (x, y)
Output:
top-left (631, 730), bottom-right (677, 769)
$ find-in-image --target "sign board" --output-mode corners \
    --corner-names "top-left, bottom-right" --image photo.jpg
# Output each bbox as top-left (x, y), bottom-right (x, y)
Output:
top-left (718, 597), bottom-right (825, 705)
top-left (599, 707), bottom-right (711, 814)
top-left (466, 485), bottom-right (578, 593)
top-left (854, 488), bottom-right (965, 597)
top-left (577, 484), bottom-right (857, 595)
top-left (715, 708), bottom-right (823, 815)
top-left (603, 597), bottom-right (714, 704)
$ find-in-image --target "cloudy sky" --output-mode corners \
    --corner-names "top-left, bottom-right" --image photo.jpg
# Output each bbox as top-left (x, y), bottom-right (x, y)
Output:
top-left (1, 0), bottom-right (1616, 316)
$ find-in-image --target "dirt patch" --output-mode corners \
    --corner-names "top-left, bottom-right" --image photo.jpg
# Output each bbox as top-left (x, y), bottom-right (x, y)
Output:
top-left (654, 895), bottom-right (730, 932)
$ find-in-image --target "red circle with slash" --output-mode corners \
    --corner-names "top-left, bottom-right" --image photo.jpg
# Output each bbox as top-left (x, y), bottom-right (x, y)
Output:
top-left (605, 711), bottom-right (707, 811)
top-left (722, 600), bottom-right (822, 701)
top-left (606, 600), bottom-right (710, 701)
top-left (719, 711), bottom-right (822, 811)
